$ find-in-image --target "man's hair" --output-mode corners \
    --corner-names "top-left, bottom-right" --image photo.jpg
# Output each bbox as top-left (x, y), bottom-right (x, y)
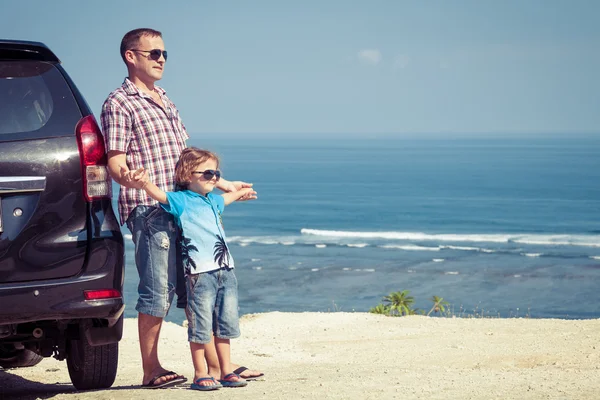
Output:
top-left (120, 28), bottom-right (162, 64)
top-left (175, 147), bottom-right (220, 189)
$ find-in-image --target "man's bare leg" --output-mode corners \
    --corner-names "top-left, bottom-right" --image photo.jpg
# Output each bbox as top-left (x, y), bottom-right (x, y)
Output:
top-left (139, 313), bottom-right (180, 385)
top-left (230, 363), bottom-right (263, 379)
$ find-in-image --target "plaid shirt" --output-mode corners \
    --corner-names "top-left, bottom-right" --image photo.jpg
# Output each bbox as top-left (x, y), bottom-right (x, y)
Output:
top-left (101, 78), bottom-right (189, 225)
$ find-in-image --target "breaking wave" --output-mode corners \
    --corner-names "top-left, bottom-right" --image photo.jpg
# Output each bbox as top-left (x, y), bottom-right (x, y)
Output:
top-left (300, 229), bottom-right (600, 248)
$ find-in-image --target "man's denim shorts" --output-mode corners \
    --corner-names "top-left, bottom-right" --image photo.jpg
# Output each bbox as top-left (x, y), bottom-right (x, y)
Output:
top-left (185, 268), bottom-right (240, 344)
top-left (126, 205), bottom-right (179, 318)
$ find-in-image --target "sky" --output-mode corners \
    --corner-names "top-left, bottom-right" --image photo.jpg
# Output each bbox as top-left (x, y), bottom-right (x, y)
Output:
top-left (1, 0), bottom-right (599, 136)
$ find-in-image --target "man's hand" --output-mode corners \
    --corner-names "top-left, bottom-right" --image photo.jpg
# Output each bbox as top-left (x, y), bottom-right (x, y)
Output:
top-left (230, 181), bottom-right (253, 191)
top-left (119, 165), bottom-right (148, 189)
top-left (218, 179), bottom-right (253, 193)
top-left (235, 188), bottom-right (258, 202)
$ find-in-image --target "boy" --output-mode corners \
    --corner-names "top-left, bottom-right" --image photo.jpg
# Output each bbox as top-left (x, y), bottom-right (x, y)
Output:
top-left (137, 147), bottom-right (256, 390)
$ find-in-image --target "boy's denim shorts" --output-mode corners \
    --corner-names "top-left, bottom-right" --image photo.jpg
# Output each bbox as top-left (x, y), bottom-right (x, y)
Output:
top-left (126, 205), bottom-right (179, 318)
top-left (185, 268), bottom-right (240, 344)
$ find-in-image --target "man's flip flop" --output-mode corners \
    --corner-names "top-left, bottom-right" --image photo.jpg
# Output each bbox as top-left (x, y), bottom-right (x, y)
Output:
top-left (233, 366), bottom-right (265, 381)
top-left (190, 377), bottom-right (222, 391)
top-left (142, 371), bottom-right (187, 389)
top-left (219, 373), bottom-right (248, 388)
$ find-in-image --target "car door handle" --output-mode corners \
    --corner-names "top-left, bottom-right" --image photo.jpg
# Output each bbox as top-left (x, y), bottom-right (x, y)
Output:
top-left (0, 176), bottom-right (46, 194)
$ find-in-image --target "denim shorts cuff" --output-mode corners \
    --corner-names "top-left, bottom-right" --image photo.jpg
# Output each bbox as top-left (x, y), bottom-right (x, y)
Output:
top-left (188, 335), bottom-right (212, 344)
top-left (214, 333), bottom-right (241, 340)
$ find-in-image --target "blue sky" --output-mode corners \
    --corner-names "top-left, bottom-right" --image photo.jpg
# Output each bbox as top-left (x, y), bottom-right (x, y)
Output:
top-left (1, 1), bottom-right (599, 136)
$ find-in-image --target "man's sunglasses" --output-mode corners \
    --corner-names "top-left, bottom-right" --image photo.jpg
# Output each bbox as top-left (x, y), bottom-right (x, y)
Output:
top-left (192, 169), bottom-right (221, 181)
top-left (131, 49), bottom-right (168, 61)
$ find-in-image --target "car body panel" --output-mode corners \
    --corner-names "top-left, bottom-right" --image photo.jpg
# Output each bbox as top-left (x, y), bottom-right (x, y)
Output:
top-left (0, 40), bottom-right (124, 350)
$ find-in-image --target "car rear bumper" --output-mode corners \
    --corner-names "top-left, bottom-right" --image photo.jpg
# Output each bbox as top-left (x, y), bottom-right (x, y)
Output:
top-left (0, 274), bottom-right (124, 325)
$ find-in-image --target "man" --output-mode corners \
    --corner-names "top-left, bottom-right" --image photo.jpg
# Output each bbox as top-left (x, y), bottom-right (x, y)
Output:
top-left (101, 28), bottom-right (262, 388)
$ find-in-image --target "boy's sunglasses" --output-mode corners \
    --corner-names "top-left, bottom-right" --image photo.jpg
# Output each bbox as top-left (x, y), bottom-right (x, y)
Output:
top-left (192, 169), bottom-right (221, 181)
top-left (131, 49), bottom-right (168, 61)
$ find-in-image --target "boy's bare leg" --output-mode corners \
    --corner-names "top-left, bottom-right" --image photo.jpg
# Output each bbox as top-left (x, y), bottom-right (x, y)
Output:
top-left (204, 335), bottom-right (221, 377)
top-left (139, 313), bottom-right (180, 385)
top-left (215, 338), bottom-right (244, 382)
top-left (205, 334), bottom-right (263, 379)
top-left (191, 342), bottom-right (219, 387)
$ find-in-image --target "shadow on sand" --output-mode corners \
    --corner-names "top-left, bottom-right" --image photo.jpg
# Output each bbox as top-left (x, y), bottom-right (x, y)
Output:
top-left (0, 369), bottom-right (185, 399)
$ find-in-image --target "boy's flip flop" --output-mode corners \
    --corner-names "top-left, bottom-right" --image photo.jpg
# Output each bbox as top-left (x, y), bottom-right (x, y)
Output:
top-left (191, 377), bottom-right (222, 391)
top-left (219, 373), bottom-right (248, 388)
top-left (233, 366), bottom-right (265, 381)
top-left (142, 371), bottom-right (187, 389)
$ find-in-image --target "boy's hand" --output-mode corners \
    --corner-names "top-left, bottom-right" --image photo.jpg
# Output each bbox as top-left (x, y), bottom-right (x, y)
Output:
top-left (222, 187), bottom-right (257, 206)
top-left (119, 165), bottom-right (148, 189)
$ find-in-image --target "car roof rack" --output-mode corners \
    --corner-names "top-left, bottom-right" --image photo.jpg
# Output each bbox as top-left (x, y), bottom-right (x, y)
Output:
top-left (0, 40), bottom-right (60, 63)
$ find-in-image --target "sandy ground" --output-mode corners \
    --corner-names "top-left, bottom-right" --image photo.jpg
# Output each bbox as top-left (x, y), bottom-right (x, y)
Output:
top-left (1, 312), bottom-right (599, 399)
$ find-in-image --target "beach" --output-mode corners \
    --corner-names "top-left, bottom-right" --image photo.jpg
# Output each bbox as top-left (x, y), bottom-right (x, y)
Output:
top-left (1, 312), bottom-right (599, 399)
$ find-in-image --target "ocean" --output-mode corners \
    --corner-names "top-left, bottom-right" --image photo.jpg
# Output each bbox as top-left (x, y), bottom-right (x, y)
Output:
top-left (114, 135), bottom-right (600, 323)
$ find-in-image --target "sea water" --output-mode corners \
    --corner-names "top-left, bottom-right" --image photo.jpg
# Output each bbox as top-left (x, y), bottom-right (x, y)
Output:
top-left (114, 135), bottom-right (600, 322)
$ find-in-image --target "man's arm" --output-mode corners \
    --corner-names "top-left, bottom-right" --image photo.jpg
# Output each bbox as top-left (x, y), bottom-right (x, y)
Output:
top-left (216, 178), bottom-right (253, 193)
top-left (106, 151), bottom-right (128, 186)
top-left (106, 150), bottom-right (145, 189)
top-left (221, 188), bottom-right (257, 206)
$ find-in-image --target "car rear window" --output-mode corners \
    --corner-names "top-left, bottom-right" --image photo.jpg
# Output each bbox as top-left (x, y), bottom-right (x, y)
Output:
top-left (0, 61), bottom-right (81, 141)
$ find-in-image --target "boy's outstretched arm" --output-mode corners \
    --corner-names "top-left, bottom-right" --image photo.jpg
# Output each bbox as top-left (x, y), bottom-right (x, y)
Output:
top-left (142, 181), bottom-right (168, 204)
top-left (221, 187), bottom-right (257, 206)
top-left (114, 163), bottom-right (146, 189)
top-left (128, 167), bottom-right (168, 204)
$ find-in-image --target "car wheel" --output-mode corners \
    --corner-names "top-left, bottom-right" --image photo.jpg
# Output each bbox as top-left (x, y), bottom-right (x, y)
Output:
top-left (0, 346), bottom-right (43, 369)
top-left (66, 338), bottom-right (118, 390)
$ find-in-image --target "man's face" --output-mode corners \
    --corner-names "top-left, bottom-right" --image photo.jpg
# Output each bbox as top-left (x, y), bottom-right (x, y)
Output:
top-left (127, 35), bottom-right (166, 83)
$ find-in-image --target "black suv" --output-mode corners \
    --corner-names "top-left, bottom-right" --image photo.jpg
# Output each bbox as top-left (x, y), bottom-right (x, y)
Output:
top-left (0, 40), bottom-right (124, 390)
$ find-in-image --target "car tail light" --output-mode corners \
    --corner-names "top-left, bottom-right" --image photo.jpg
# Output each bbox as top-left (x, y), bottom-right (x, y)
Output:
top-left (84, 289), bottom-right (122, 300)
top-left (75, 116), bottom-right (111, 201)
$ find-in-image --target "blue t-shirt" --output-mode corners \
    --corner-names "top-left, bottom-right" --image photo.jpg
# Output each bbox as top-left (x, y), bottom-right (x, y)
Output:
top-left (161, 190), bottom-right (234, 274)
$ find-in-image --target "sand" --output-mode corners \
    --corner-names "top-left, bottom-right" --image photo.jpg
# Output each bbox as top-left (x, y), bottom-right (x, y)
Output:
top-left (1, 312), bottom-right (599, 399)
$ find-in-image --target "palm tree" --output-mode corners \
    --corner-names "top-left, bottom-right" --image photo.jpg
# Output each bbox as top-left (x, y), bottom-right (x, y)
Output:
top-left (427, 296), bottom-right (450, 316)
top-left (180, 236), bottom-right (198, 275)
top-left (369, 304), bottom-right (390, 315)
top-left (213, 235), bottom-right (230, 268)
top-left (383, 290), bottom-right (415, 316)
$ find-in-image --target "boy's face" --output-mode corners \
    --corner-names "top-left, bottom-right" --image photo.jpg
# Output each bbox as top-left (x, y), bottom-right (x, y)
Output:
top-left (188, 159), bottom-right (219, 196)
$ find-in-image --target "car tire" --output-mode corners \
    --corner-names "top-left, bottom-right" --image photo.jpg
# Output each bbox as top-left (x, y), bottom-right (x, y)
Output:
top-left (66, 338), bottom-right (118, 390)
top-left (0, 347), bottom-right (43, 369)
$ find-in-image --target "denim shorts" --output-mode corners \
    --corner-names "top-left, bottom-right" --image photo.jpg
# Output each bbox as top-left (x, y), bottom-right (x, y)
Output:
top-left (185, 268), bottom-right (240, 344)
top-left (126, 205), bottom-right (179, 318)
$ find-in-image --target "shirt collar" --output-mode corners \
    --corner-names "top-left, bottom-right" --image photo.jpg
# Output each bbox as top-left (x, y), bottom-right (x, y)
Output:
top-left (122, 77), bottom-right (167, 96)
top-left (183, 189), bottom-right (211, 200)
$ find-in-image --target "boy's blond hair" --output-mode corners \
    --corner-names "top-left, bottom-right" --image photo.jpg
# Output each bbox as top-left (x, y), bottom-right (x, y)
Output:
top-left (175, 147), bottom-right (220, 189)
